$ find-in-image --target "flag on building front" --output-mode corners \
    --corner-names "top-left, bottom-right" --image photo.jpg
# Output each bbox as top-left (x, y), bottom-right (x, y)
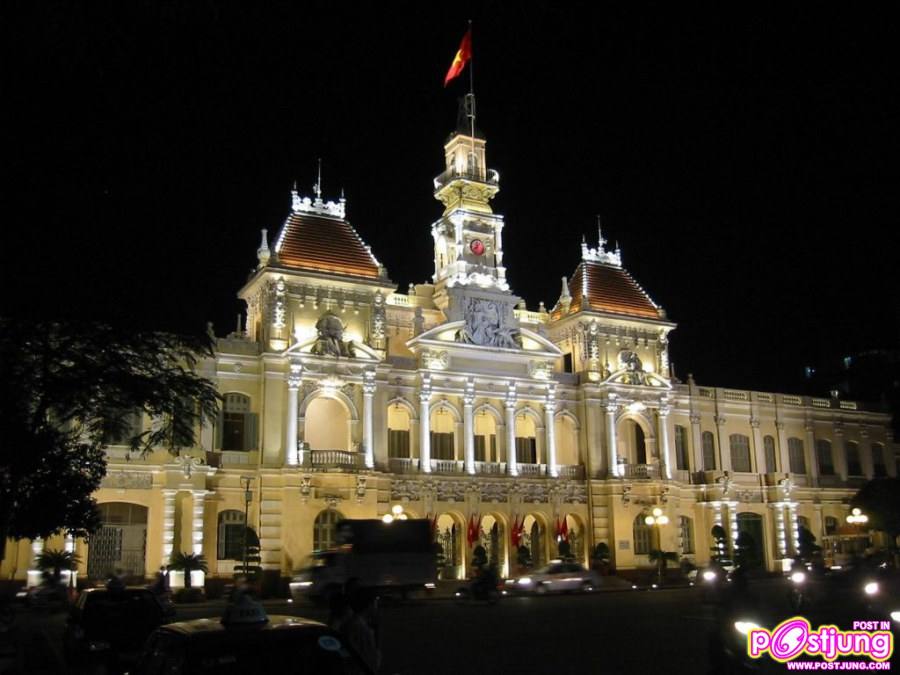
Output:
top-left (444, 28), bottom-right (472, 87)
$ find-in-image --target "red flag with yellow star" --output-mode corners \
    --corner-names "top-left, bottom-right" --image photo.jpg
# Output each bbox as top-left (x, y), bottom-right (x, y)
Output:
top-left (444, 28), bottom-right (472, 87)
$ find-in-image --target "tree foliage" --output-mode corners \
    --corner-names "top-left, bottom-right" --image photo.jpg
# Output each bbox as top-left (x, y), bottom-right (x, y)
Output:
top-left (169, 552), bottom-right (209, 589)
top-left (852, 478), bottom-right (900, 546)
top-left (0, 319), bottom-right (220, 557)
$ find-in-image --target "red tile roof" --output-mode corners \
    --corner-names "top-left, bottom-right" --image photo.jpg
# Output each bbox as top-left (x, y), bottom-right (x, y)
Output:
top-left (274, 212), bottom-right (381, 279)
top-left (559, 261), bottom-right (662, 319)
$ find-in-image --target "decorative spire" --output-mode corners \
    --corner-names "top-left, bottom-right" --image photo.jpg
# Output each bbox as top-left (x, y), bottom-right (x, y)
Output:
top-left (291, 181), bottom-right (301, 212)
top-left (257, 228), bottom-right (271, 268)
top-left (597, 215), bottom-right (607, 251)
top-left (559, 275), bottom-right (571, 312)
top-left (313, 158), bottom-right (322, 202)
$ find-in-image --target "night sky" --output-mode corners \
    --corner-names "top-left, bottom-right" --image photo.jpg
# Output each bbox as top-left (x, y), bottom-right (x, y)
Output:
top-left (3, 3), bottom-right (897, 395)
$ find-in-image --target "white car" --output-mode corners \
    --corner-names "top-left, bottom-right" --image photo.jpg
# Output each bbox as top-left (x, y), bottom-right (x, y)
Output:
top-left (509, 562), bottom-right (601, 594)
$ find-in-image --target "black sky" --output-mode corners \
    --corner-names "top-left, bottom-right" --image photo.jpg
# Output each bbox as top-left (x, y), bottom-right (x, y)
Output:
top-left (2, 2), bottom-right (897, 394)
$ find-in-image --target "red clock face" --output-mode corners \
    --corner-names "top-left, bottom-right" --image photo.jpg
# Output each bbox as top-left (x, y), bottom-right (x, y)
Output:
top-left (470, 239), bottom-right (485, 256)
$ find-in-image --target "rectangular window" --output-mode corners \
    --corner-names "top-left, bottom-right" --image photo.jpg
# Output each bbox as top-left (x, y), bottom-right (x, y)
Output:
top-left (674, 426), bottom-right (689, 470)
top-left (563, 353), bottom-right (574, 373)
top-left (702, 432), bottom-right (716, 471)
top-left (223, 412), bottom-right (246, 451)
top-left (430, 432), bottom-right (454, 460)
top-left (515, 437), bottom-right (537, 464)
top-left (788, 438), bottom-right (806, 474)
top-left (474, 436), bottom-right (486, 462)
top-left (764, 436), bottom-right (777, 473)
top-left (729, 434), bottom-right (752, 473)
top-left (816, 440), bottom-right (835, 476)
top-left (845, 442), bottom-right (862, 476)
top-left (872, 444), bottom-right (887, 477)
top-left (388, 429), bottom-right (410, 458)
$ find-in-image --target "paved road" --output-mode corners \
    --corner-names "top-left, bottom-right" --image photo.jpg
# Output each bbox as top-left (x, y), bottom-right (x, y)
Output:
top-left (4, 578), bottom-right (898, 674)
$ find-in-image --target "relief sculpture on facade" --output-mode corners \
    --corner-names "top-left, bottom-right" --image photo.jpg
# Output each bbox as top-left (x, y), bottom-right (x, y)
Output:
top-left (459, 298), bottom-right (520, 349)
top-left (310, 312), bottom-right (357, 357)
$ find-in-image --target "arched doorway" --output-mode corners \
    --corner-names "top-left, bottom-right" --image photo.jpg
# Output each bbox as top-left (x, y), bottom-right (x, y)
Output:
top-left (435, 513), bottom-right (464, 579)
top-left (522, 514), bottom-right (547, 569)
top-left (478, 514), bottom-right (507, 577)
top-left (554, 414), bottom-right (579, 466)
top-left (515, 413), bottom-right (538, 465)
top-left (474, 408), bottom-right (499, 463)
top-left (736, 512), bottom-right (765, 569)
top-left (88, 502), bottom-right (148, 580)
top-left (305, 397), bottom-right (351, 451)
top-left (560, 514), bottom-right (586, 565)
top-left (387, 402), bottom-right (412, 459)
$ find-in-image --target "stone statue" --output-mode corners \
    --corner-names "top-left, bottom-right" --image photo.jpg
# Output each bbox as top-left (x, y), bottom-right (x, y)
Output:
top-left (310, 312), bottom-right (356, 357)
top-left (618, 349), bottom-right (647, 385)
top-left (460, 298), bottom-right (520, 349)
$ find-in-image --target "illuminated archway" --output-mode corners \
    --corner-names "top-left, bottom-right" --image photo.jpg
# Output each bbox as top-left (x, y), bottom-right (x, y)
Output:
top-left (304, 396), bottom-right (351, 451)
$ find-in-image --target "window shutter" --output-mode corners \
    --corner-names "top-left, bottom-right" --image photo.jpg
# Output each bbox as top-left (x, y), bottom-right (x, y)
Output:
top-left (214, 412), bottom-right (224, 450)
top-left (244, 413), bottom-right (258, 451)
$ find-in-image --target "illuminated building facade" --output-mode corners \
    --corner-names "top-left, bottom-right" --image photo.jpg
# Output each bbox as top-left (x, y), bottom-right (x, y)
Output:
top-left (3, 124), bottom-right (897, 586)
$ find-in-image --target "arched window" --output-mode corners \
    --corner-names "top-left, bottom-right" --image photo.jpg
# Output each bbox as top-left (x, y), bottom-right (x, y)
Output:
top-left (845, 441), bottom-right (862, 476)
top-left (763, 436), bottom-right (777, 473)
top-left (824, 516), bottom-right (838, 536)
top-left (217, 393), bottom-right (257, 452)
top-left (554, 415), bottom-right (579, 466)
top-left (515, 413), bottom-right (537, 464)
top-left (475, 410), bottom-right (498, 462)
top-left (430, 405), bottom-right (456, 460)
top-left (217, 510), bottom-right (246, 560)
top-left (305, 397), bottom-right (351, 451)
top-left (702, 431), bottom-right (716, 471)
top-left (872, 443), bottom-right (887, 477)
top-left (729, 434), bottom-right (752, 473)
top-left (387, 403), bottom-right (411, 458)
top-left (633, 423), bottom-right (647, 465)
top-left (816, 440), bottom-right (835, 476)
top-left (679, 516), bottom-right (695, 554)
top-left (788, 438), bottom-right (806, 474)
top-left (674, 425), bottom-right (689, 471)
top-left (313, 510), bottom-right (344, 552)
top-left (633, 515), bottom-right (651, 555)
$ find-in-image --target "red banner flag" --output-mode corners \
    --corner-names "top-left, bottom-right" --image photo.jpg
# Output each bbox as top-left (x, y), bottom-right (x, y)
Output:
top-left (444, 28), bottom-right (472, 87)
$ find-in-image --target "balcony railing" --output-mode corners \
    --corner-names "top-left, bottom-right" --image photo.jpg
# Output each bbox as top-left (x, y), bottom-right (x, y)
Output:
top-left (305, 449), bottom-right (364, 471)
top-left (475, 461), bottom-right (505, 475)
top-left (557, 464), bottom-right (585, 480)
top-left (433, 165), bottom-right (499, 190)
top-left (621, 463), bottom-right (660, 480)
top-left (388, 457), bottom-right (420, 474)
top-left (430, 459), bottom-right (464, 474)
top-left (517, 463), bottom-right (546, 477)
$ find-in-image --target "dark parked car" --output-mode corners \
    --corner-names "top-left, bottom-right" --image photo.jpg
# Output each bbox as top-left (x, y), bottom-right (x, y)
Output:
top-left (136, 602), bottom-right (373, 675)
top-left (65, 588), bottom-right (170, 673)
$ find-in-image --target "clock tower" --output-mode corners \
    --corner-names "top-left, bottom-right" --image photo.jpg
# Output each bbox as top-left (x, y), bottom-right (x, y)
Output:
top-left (431, 129), bottom-right (510, 310)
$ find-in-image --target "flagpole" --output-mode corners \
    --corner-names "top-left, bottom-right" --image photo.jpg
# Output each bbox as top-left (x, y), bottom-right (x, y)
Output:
top-left (467, 19), bottom-right (477, 177)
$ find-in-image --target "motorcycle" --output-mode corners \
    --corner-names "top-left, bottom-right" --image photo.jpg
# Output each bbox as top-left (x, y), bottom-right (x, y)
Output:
top-left (455, 569), bottom-right (502, 605)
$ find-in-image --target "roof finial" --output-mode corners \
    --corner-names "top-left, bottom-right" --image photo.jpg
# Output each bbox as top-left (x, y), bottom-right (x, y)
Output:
top-left (313, 158), bottom-right (322, 202)
top-left (257, 228), bottom-right (271, 268)
top-left (597, 215), bottom-right (607, 251)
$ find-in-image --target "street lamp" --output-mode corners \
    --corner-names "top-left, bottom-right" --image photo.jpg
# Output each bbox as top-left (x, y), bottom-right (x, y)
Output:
top-left (382, 504), bottom-right (408, 524)
top-left (846, 508), bottom-right (868, 525)
top-left (240, 475), bottom-right (254, 575)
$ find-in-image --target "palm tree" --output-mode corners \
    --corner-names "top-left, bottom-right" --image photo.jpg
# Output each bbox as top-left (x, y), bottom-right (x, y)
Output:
top-left (35, 548), bottom-right (80, 587)
top-left (648, 549), bottom-right (679, 585)
top-left (169, 552), bottom-right (208, 589)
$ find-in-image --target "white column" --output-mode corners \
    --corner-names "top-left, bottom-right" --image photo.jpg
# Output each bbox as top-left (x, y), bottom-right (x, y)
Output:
top-left (727, 502), bottom-right (739, 555)
top-left (776, 421), bottom-right (790, 474)
top-left (773, 504), bottom-right (787, 558)
top-left (750, 417), bottom-right (765, 473)
top-left (506, 402), bottom-right (518, 477)
top-left (27, 537), bottom-right (46, 587)
top-left (690, 414), bottom-right (703, 473)
top-left (545, 393), bottom-right (558, 478)
top-left (834, 429), bottom-right (848, 481)
top-left (419, 388), bottom-right (431, 473)
top-left (716, 415), bottom-right (731, 473)
top-left (363, 371), bottom-right (376, 470)
top-left (804, 423), bottom-right (819, 485)
top-left (788, 502), bottom-right (800, 556)
top-left (605, 396), bottom-right (619, 477)
top-left (286, 365), bottom-right (301, 466)
top-left (463, 381), bottom-right (475, 475)
top-left (162, 489), bottom-right (177, 566)
top-left (190, 491), bottom-right (209, 586)
top-left (658, 406), bottom-right (672, 479)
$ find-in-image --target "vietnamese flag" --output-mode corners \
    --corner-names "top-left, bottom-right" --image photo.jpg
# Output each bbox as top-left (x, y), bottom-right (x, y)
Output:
top-left (444, 28), bottom-right (472, 87)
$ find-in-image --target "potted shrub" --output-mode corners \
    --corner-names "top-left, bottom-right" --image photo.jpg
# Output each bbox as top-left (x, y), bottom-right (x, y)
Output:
top-left (169, 552), bottom-right (208, 602)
